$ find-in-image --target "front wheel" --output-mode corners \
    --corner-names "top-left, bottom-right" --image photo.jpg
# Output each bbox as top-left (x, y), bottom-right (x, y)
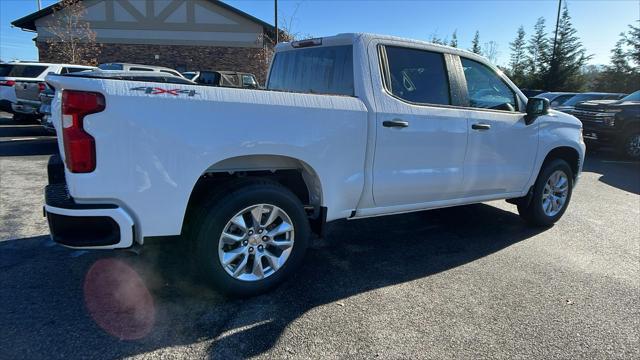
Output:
top-left (621, 131), bottom-right (640, 160)
top-left (188, 180), bottom-right (310, 297)
top-left (518, 159), bottom-right (574, 227)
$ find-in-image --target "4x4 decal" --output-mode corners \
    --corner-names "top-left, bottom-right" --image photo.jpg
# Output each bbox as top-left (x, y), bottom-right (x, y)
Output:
top-left (131, 86), bottom-right (198, 97)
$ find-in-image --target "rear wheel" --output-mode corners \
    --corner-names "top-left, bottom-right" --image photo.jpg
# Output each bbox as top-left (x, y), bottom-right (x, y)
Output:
top-left (187, 180), bottom-right (310, 296)
top-left (518, 159), bottom-right (573, 227)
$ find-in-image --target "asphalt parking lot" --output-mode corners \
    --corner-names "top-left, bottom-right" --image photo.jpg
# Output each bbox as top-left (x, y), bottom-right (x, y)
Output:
top-left (1, 111), bottom-right (638, 359)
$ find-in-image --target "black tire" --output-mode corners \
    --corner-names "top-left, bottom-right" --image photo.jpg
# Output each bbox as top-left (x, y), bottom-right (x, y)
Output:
top-left (186, 179), bottom-right (310, 297)
top-left (620, 131), bottom-right (640, 160)
top-left (518, 159), bottom-right (574, 227)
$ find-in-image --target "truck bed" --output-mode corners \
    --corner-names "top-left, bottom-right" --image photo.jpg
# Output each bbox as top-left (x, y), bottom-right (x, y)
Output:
top-left (46, 74), bottom-right (369, 239)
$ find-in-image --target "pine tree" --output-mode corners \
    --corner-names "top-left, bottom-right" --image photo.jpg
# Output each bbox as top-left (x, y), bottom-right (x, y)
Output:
top-left (450, 30), bottom-right (458, 48)
top-left (525, 17), bottom-right (550, 89)
top-left (544, 5), bottom-right (591, 91)
top-left (509, 26), bottom-right (527, 87)
top-left (596, 33), bottom-right (638, 93)
top-left (470, 31), bottom-right (481, 54)
top-left (626, 22), bottom-right (640, 66)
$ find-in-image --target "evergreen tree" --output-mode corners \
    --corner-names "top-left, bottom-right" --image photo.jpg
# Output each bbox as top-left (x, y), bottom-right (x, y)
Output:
top-left (450, 30), bottom-right (458, 48)
top-left (596, 33), bottom-right (638, 93)
top-left (470, 31), bottom-right (482, 54)
top-left (626, 22), bottom-right (640, 66)
top-left (430, 33), bottom-right (446, 45)
top-left (525, 17), bottom-right (550, 89)
top-left (509, 26), bottom-right (527, 87)
top-left (544, 5), bottom-right (591, 91)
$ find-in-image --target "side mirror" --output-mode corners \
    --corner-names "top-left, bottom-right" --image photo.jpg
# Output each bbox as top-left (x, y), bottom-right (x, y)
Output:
top-left (525, 97), bottom-right (549, 125)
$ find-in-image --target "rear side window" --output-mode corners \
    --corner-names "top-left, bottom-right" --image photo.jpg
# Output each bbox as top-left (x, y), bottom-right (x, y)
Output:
top-left (61, 67), bottom-right (89, 74)
top-left (383, 46), bottom-right (451, 105)
top-left (198, 71), bottom-right (220, 85)
top-left (130, 67), bottom-right (154, 72)
top-left (98, 63), bottom-right (123, 70)
top-left (268, 45), bottom-right (354, 96)
top-left (69, 67), bottom-right (90, 73)
top-left (0, 64), bottom-right (12, 76)
top-left (0, 65), bottom-right (47, 78)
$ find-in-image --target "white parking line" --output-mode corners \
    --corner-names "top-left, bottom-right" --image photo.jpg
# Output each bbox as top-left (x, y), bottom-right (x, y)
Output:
top-left (4, 137), bottom-right (56, 141)
top-left (601, 160), bottom-right (640, 164)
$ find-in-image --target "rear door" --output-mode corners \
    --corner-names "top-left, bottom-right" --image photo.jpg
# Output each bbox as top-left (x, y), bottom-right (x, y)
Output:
top-left (371, 43), bottom-right (469, 206)
top-left (457, 56), bottom-right (537, 196)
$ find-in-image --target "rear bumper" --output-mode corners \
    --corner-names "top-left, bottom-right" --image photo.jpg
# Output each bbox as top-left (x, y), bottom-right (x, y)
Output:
top-left (44, 155), bottom-right (136, 249)
top-left (11, 101), bottom-right (39, 115)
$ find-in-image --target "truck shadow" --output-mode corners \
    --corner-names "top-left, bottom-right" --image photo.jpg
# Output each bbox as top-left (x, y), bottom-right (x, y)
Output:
top-left (583, 149), bottom-right (640, 195)
top-left (0, 203), bottom-right (544, 359)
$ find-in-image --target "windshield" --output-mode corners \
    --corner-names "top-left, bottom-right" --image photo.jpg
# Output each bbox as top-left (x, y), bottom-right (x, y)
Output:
top-left (563, 94), bottom-right (605, 106)
top-left (620, 90), bottom-right (640, 102)
top-left (267, 45), bottom-right (354, 96)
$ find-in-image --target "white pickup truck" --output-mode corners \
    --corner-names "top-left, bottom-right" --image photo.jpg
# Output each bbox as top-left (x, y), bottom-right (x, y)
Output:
top-left (44, 33), bottom-right (585, 295)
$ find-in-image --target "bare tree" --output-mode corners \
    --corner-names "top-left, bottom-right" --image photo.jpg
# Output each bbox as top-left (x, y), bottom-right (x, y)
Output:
top-left (255, 1), bottom-right (308, 84)
top-left (44, 0), bottom-right (101, 65)
top-left (483, 41), bottom-right (500, 63)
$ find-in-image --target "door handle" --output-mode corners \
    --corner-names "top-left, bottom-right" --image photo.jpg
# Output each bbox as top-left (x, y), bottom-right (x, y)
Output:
top-left (383, 119), bottom-right (409, 128)
top-left (471, 123), bottom-right (491, 130)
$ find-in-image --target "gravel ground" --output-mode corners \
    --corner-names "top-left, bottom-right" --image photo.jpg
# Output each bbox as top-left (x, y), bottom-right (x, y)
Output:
top-left (0, 111), bottom-right (638, 359)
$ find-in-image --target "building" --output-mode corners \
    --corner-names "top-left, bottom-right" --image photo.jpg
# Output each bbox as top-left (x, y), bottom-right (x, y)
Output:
top-left (12, 0), bottom-right (277, 83)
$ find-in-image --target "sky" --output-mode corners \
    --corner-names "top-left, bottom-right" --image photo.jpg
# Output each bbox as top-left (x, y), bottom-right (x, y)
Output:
top-left (1, 0), bottom-right (639, 66)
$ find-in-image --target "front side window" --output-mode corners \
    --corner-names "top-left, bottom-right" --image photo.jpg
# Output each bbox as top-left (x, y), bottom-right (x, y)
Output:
top-left (461, 58), bottom-right (517, 112)
top-left (383, 46), bottom-right (451, 105)
top-left (243, 75), bottom-right (256, 85)
top-left (267, 45), bottom-right (354, 96)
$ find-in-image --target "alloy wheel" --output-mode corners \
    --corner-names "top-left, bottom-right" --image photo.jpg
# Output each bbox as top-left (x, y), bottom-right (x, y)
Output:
top-left (541, 170), bottom-right (569, 217)
top-left (217, 204), bottom-right (295, 281)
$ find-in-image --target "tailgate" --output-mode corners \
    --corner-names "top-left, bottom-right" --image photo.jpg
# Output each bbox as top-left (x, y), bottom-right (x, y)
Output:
top-left (15, 81), bottom-right (42, 102)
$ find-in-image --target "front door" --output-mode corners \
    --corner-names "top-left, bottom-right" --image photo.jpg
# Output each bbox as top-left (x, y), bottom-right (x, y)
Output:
top-left (458, 57), bottom-right (538, 196)
top-left (371, 45), bottom-right (468, 207)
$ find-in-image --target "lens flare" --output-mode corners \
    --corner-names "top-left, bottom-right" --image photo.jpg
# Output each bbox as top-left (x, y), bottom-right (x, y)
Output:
top-left (83, 258), bottom-right (155, 340)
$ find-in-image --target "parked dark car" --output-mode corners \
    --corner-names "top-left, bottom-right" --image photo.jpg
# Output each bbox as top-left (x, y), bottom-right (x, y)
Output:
top-left (535, 92), bottom-right (577, 109)
top-left (521, 89), bottom-right (547, 98)
top-left (555, 92), bottom-right (627, 114)
top-left (183, 70), bottom-right (259, 89)
top-left (572, 90), bottom-right (640, 159)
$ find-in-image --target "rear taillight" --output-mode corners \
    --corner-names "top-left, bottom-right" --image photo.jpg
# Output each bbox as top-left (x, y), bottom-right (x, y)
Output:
top-left (38, 82), bottom-right (47, 92)
top-left (0, 80), bottom-right (15, 87)
top-left (61, 90), bottom-right (105, 173)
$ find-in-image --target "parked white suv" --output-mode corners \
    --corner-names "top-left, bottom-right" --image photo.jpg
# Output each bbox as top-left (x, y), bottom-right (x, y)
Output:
top-left (0, 61), bottom-right (94, 119)
top-left (44, 33), bottom-right (585, 296)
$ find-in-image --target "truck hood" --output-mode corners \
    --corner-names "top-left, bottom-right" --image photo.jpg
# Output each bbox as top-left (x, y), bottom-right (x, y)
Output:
top-left (575, 100), bottom-right (639, 112)
top-left (544, 109), bottom-right (582, 128)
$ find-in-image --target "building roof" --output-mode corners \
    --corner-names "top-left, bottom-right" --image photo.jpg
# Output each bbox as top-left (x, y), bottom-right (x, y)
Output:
top-left (12, 0), bottom-right (274, 32)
